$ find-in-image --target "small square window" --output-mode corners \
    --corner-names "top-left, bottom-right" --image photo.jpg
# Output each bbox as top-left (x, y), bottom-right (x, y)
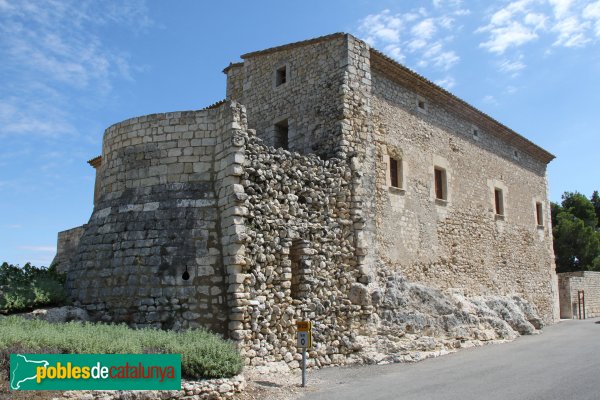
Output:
top-left (536, 202), bottom-right (544, 226)
top-left (434, 167), bottom-right (447, 200)
top-left (494, 188), bottom-right (505, 216)
top-left (416, 96), bottom-right (428, 113)
top-left (472, 127), bottom-right (480, 140)
top-left (513, 149), bottom-right (520, 160)
top-left (275, 65), bottom-right (287, 87)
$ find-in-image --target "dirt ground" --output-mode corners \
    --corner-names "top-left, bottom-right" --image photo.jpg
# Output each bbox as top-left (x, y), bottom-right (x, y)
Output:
top-left (235, 364), bottom-right (330, 400)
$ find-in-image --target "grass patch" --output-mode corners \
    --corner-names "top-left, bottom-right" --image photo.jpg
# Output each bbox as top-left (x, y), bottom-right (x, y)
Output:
top-left (0, 316), bottom-right (243, 380)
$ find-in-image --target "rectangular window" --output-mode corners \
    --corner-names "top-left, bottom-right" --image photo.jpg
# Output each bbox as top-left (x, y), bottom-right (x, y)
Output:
top-left (434, 167), bottom-right (446, 200)
top-left (536, 202), bottom-right (544, 226)
top-left (416, 96), bottom-right (428, 113)
top-left (390, 158), bottom-right (400, 188)
top-left (274, 119), bottom-right (289, 150)
top-left (275, 65), bottom-right (287, 86)
top-left (494, 188), bottom-right (504, 215)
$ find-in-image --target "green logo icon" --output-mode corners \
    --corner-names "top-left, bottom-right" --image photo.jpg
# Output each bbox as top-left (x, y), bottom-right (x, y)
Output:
top-left (10, 354), bottom-right (181, 390)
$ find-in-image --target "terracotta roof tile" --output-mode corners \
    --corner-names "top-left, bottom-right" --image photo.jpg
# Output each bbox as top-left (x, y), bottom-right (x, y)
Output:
top-left (370, 48), bottom-right (555, 164)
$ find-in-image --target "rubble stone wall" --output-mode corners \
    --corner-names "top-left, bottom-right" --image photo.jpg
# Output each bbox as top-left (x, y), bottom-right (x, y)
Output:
top-left (558, 271), bottom-right (600, 318)
top-left (65, 104), bottom-right (246, 333)
top-left (370, 70), bottom-right (558, 323)
top-left (229, 129), bottom-right (369, 367)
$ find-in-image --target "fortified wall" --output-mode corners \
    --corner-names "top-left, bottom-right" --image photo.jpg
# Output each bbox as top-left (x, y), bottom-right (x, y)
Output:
top-left (57, 33), bottom-right (559, 368)
top-left (65, 103), bottom-right (248, 334)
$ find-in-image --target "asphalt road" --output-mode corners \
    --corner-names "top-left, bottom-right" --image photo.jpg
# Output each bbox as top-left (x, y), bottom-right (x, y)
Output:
top-left (300, 318), bottom-right (600, 400)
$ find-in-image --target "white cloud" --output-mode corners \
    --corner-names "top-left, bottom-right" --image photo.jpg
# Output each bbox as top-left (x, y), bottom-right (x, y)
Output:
top-left (359, 10), bottom-right (403, 44)
top-left (498, 56), bottom-right (527, 75)
top-left (552, 16), bottom-right (591, 46)
top-left (412, 18), bottom-right (437, 38)
top-left (479, 21), bottom-right (539, 54)
top-left (584, 0), bottom-right (600, 18)
top-left (524, 12), bottom-right (548, 29)
top-left (549, 0), bottom-right (574, 19)
top-left (0, 0), bottom-right (152, 138)
top-left (438, 15), bottom-right (455, 29)
top-left (0, 95), bottom-right (76, 138)
top-left (356, 4), bottom-right (467, 75)
top-left (435, 76), bottom-right (457, 89)
top-left (478, 0), bottom-right (600, 60)
top-left (583, 1), bottom-right (600, 36)
top-left (416, 41), bottom-right (460, 70)
top-left (408, 38), bottom-right (428, 51)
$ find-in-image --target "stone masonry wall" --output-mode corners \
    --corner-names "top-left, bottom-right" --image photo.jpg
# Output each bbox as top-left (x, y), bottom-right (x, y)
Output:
top-left (558, 271), bottom-right (600, 318)
top-left (370, 70), bottom-right (558, 323)
top-left (54, 225), bottom-right (86, 274)
top-left (65, 103), bottom-right (246, 334)
top-left (228, 130), bottom-right (369, 367)
top-left (226, 34), bottom-right (348, 159)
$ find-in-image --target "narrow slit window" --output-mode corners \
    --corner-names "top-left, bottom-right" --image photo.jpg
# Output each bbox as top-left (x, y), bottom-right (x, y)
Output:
top-left (290, 244), bottom-right (300, 299)
top-left (434, 167), bottom-right (446, 200)
top-left (390, 158), bottom-right (400, 188)
top-left (274, 119), bottom-right (289, 150)
top-left (275, 65), bottom-right (287, 86)
top-left (536, 202), bottom-right (544, 226)
top-left (290, 240), bottom-right (308, 300)
top-left (494, 188), bottom-right (504, 215)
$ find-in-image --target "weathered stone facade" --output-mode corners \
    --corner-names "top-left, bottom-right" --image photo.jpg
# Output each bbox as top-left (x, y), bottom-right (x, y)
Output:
top-left (558, 271), bottom-right (600, 319)
top-left (56, 33), bottom-right (558, 368)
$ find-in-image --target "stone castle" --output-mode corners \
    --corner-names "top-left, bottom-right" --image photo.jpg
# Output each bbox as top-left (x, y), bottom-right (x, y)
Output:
top-left (56, 33), bottom-right (559, 366)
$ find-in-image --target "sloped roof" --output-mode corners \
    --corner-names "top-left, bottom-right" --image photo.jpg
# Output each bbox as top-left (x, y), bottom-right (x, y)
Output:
top-left (370, 48), bottom-right (555, 164)
top-left (224, 32), bottom-right (555, 164)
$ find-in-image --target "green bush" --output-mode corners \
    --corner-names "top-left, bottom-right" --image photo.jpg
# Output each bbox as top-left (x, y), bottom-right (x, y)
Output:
top-left (0, 316), bottom-right (243, 379)
top-left (0, 262), bottom-right (67, 314)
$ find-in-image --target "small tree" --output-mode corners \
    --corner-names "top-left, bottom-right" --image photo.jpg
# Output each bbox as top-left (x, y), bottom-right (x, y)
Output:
top-left (552, 191), bottom-right (600, 273)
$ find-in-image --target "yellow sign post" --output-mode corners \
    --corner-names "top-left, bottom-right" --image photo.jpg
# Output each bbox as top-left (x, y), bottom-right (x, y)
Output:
top-left (296, 320), bottom-right (312, 387)
top-left (296, 321), bottom-right (311, 332)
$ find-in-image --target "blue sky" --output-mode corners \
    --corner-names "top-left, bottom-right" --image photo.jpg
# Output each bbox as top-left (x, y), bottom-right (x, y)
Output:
top-left (1, 0), bottom-right (599, 267)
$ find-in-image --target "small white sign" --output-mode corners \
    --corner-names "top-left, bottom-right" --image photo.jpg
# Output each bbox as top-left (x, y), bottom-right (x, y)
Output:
top-left (297, 331), bottom-right (310, 348)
